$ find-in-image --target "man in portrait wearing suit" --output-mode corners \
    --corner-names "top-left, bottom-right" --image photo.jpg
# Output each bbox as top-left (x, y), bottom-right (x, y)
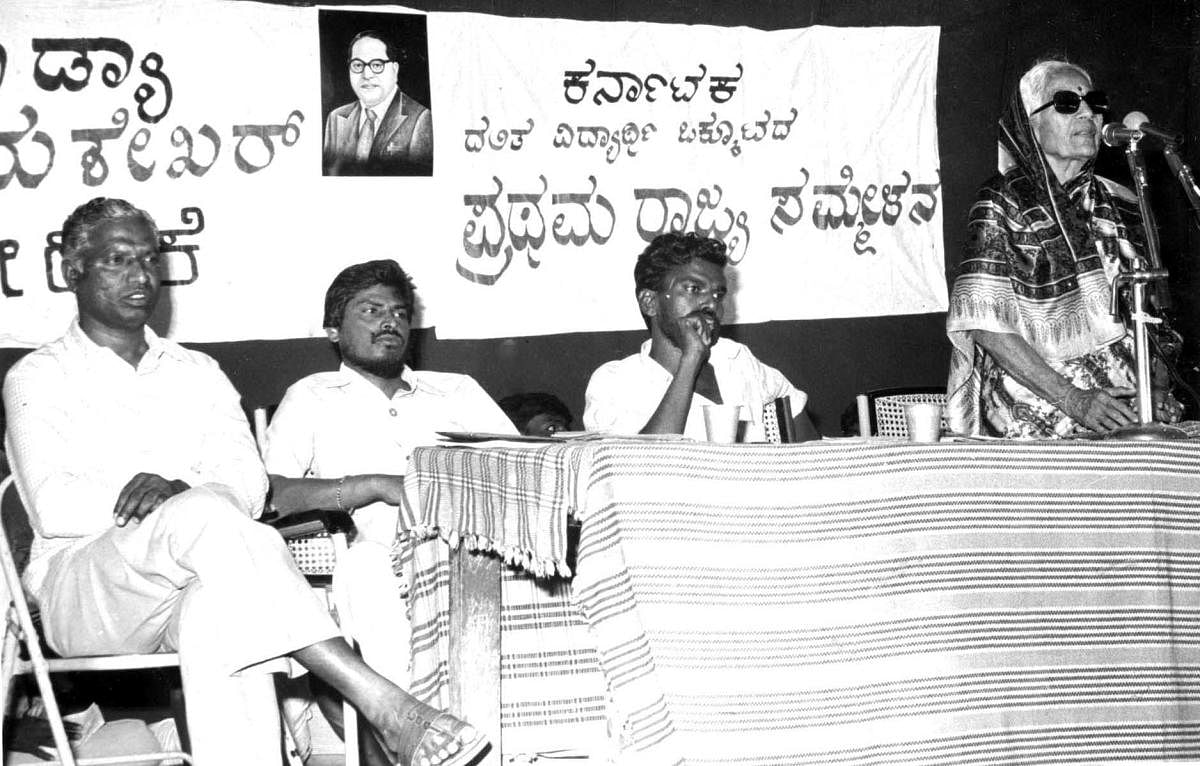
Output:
top-left (323, 30), bottom-right (433, 176)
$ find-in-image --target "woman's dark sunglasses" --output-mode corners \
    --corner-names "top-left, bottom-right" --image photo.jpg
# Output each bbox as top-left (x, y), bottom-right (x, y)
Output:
top-left (1030, 90), bottom-right (1109, 117)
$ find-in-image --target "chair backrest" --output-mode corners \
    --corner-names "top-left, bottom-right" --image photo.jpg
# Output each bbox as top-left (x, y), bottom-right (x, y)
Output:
top-left (858, 387), bottom-right (948, 438)
top-left (248, 404), bottom-right (278, 457)
top-left (0, 474), bottom-right (21, 620)
top-left (760, 398), bottom-right (794, 444)
top-left (1, 473), bottom-right (33, 575)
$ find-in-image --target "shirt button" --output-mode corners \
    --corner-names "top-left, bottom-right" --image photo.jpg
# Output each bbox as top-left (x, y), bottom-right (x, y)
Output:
top-left (389, 408), bottom-right (398, 417)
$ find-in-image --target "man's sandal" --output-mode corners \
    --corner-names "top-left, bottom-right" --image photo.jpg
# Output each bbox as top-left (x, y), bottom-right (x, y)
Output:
top-left (381, 711), bottom-right (490, 766)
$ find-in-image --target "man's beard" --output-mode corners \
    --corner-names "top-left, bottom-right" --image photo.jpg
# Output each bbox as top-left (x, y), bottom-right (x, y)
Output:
top-left (349, 353), bottom-right (406, 379)
top-left (343, 331), bottom-right (407, 378)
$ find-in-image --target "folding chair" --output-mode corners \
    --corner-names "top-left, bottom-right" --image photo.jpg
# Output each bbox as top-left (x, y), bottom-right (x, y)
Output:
top-left (855, 386), bottom-right (948, 438)
top-left (0, 475), bottom-right (193, 766)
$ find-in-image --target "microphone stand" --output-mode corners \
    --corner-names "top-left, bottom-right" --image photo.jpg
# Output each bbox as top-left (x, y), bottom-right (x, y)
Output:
top-left (1162, 144), bottom-right (1200, 233)
top-left (1105, 135), bottom-right (1188, 440)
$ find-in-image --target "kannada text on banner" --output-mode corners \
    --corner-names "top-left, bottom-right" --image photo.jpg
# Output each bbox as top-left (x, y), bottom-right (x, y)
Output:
top-left (0, 1), bottom-right (945, 345)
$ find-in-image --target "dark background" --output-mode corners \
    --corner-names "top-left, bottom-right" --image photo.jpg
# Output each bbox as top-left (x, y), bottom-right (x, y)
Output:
top-left (3, 0), bottom-right (1198, 435)
top-left (318, 10), bottom-right (432, 116)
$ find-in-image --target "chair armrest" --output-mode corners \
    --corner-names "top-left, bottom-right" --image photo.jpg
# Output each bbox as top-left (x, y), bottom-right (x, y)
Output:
top-left (264, 509), bottom-right (356, 541)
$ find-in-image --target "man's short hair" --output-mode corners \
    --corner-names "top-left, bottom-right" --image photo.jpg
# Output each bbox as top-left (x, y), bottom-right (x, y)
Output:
top-left (633, 232), bottom-right (729, 294)
top-left (498, 392), bottom-right (573, 432)
top-left (323, 259), bottom-right (416, 329)
top-left (347, 30), bottom-right (401, 65)
top-left (61, 197), bottom-right (159, 263)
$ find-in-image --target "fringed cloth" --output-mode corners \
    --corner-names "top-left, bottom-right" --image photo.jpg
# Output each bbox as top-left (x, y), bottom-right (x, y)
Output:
top-left (402, 437), bottom-right (1200, 764)
top-left (408, 441), bottom-right (586, 577)
top-left (404, 443), bottom-right (610, 759)
top-left (946, 169), bottom-right (1144, 436)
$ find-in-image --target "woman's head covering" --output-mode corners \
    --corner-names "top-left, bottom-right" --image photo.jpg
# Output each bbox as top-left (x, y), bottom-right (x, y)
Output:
top-left (996, 60), bottom-right (1102, 272)
top-left (998, 60), bottom-right (1097, 215)
top-left (944, 59), bottom-right (1135, 435)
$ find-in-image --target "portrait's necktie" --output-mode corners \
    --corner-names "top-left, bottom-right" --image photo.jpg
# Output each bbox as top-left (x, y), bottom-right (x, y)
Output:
top-left (355, 109), bottom-right (377, 162)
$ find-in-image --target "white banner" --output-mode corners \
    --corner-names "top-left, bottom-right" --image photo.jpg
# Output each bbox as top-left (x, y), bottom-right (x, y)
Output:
top-left (0, 1), bottom-right (945, 346)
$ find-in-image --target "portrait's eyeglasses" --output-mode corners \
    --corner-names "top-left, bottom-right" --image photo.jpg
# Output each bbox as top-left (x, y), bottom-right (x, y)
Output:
top-left (348, 58), bottom-right (393, 75)
top-left (1030, 90), bottom-right (1109, 117)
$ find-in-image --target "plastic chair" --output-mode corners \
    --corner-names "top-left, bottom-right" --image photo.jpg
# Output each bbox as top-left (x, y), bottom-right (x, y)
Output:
top-left (855, 387), bottom-right (948, 438)
top-left (0, 475), bottom-right (193, 766)
top-left (761, 398), bottom-right (795, 443)
top-left (251, 406), bottom-right (356, 592)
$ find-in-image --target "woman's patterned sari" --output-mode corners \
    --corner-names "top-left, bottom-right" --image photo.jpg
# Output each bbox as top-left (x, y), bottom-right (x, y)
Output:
top-left (946, 83), bottom-right (1147, 438)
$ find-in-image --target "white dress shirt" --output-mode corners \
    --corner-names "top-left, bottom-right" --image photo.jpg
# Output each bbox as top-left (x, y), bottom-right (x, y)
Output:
top-left (3, 320), bottom-right (267, 591)
top-left (583, 338), bottom-right (808, 441)
top-left (263, 364), bottom-right (515, 543)
top-left (357, 86), bottom-right (396, 137)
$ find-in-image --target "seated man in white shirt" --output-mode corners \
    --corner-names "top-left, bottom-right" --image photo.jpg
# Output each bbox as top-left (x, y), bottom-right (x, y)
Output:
top-left (2, 197), bottom-right (484, 766)
top-left (584, 232), bottom-right (819, 441)
top-left (263, 259), bottom-right (515, 762)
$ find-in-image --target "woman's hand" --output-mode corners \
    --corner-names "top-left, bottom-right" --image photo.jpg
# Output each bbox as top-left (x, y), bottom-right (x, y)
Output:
top-left (1060, 386), bottom-right (1137, 432)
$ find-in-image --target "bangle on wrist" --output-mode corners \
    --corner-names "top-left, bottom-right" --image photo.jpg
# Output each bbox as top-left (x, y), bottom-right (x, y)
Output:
top-left (1050, 386), bottom-right (1080, 410)
top-left (1053, 386), bottom-right (1095, 416)
top-left (335, 476), bottom-right (347, 512)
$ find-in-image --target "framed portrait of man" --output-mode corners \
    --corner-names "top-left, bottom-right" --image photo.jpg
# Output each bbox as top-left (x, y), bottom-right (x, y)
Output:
top-left (318, 10), bottom-right (433, 177)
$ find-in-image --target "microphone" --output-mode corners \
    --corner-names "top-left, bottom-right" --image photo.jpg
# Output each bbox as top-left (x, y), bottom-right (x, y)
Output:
top-left (1123, 111), bottom-right (1183, 145)
top-left (1101, 111), bottom-right (1183, 147)
top-left (1101, 123), bottom-right (1143, 147)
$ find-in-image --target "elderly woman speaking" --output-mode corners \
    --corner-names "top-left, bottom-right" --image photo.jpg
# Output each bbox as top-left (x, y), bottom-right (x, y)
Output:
top-left (946, 59), bottom-right (1178, 438)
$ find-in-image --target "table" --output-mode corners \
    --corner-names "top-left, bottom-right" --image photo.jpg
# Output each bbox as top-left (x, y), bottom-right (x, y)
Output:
top-left (407, 442), bottom-right (610, 762)
top-left (410, 437), bottom-right (1200, 765)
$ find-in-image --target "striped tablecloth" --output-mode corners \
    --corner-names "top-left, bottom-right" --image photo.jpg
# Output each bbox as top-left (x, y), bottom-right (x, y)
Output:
top-left (412, 437), bottom-right (1200, 765)
top-left (408, 443), bottom-right (611, 759)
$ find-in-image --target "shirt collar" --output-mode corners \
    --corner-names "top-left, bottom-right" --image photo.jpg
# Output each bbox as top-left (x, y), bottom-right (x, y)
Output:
top-left (327, 363), bottom-right (457, 400)
top-left (66, 318), bottom-right (179, 367)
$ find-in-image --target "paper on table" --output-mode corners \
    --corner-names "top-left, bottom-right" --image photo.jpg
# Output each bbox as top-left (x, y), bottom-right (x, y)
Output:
top-left (437, 431), bottom-right (580, 443)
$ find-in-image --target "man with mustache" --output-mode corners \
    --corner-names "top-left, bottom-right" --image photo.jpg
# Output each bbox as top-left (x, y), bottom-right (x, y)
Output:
top-left (264, 259), bottom-right (513, 764)
top-left (3, 201), bottom-right (485, 766)
top-left (584, 232), bottom-right (819, 441)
